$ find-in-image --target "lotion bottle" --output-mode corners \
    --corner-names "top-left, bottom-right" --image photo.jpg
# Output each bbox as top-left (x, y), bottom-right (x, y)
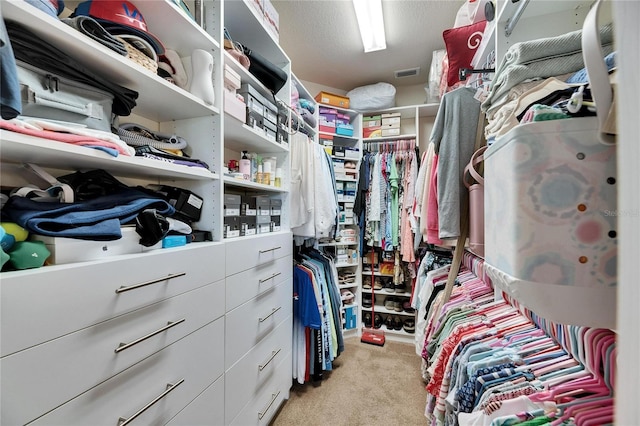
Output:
top-left (239, 151), bottom-right (250, 179)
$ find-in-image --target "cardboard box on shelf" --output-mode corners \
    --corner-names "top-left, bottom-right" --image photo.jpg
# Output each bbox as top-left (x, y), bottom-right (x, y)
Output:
top-left (224, 64), bottom-right (241, 90)
top-left (224, 194), bottom-right (241, 216)
top-left (263, 0), bottom-right (279, 41)
top-left (240, 216), bottom-right (257, 236)
top-left (270, 198), bottom-right (282, 216)
top-left (249, 195), bottom-right (271, 216)
top-left (336, 123), bottom-right (354, 137)
top-left (381, 127), bottom-right (401, 137)
top-left (315, 91), bottom-right (350, 109)
top-left (344, 147), bottom-right (360, 159)
top-left (363, 126), bottom-right (381, 138)
top-left (381, 116), bottom-right (401, 126)
top-left (224, 88), bottom-right (246, 123)
top-left (344, 305), bottom-right (357, 329)
top-left (224, 216), bottom-right (240, 238)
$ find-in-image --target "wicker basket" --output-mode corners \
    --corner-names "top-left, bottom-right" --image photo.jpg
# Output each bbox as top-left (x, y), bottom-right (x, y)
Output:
top-left (116, 36), bottom-right (158, 74)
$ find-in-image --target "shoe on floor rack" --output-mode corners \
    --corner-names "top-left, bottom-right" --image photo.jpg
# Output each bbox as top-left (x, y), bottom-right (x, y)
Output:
top-left (392, 316), bottom-right (403, 331)
top-left (385, 315), bottom-right (394, 330)
top-left (394, 299), bottom-right (404, 313)
top-left (363, 276), bottom-right (372, 290)
top-left (384, 296), bottom-right (395, 311)
top-left (403, 300), bottom-right (415, 314)
top-left (373, 277), bottom-right (383, 290)
top-left (384, 278), bottom-right (395, 293)
top-left (340, 289), bottom-right (354, 305)
top-left (374, 313), bottom-right (383, 329)
top-left (362, 293), bottom-right (372, 308)
top-left (403, 318), bottom-right (415, 334)
top-left (363, 311), bottom-right (372, 327)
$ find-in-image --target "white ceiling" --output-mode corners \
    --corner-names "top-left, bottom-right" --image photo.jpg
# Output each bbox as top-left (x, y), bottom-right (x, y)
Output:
top-left (271, 0), bottom-right (466, 91)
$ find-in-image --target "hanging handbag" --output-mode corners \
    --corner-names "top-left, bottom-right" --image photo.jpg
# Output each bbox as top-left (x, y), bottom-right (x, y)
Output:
top-left (463, 145), bottom-right (487, 258)
top-left (241, 45), bottom-right (288, 95)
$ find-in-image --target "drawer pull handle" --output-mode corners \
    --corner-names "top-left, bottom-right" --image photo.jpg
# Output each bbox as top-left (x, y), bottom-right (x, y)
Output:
top-left (115, 319), bottom-right (186, 353)
top-left (258, 306), bottom-right (282, 323)
top-left (259, 272), bottom-right (282, 283)
top-left (115, 272), bottom-right (186, 294)
top-left (258, 390), bottom-right (280, 420)
top-left (259, 246), bottom-right (281, 254)
top-left (118, 379), bottom-right (185, 426)
top-left (258, 348), bottom-right (282, 371)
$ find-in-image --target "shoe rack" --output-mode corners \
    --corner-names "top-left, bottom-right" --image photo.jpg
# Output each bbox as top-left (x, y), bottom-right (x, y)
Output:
top-left (361, 248), bottom-right (416, 341)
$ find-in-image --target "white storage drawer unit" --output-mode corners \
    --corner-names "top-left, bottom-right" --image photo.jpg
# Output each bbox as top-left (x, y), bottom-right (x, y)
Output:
top-left (29, 318), bottom-right (224, 426)
top-left (225, 231), bottom-right (293, 276)
top-left (224, 280), bottom-right (292, 369)
top-left (225, 317), bottom-right (292, 423)
top-left (1, 243), bottom-right (225, 357)
top-left (225, 255), bottom-right (292, 312)
top-left (1, 279), bottom-right (224, 425)
top-left (166, 375), bottom-right (225, 426)
top-left (230, 351), bottom-right (293, 426)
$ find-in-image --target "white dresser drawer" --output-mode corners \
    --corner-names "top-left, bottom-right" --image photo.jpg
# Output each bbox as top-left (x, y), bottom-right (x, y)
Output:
top-left (167, 375), bottom-right (225, 426)
top-left (225, 317), bottom-right (292, 424)
top-left (226, 255), bottom-right (292, 312)
top-left (1, 242), bottom-right (224, 357)
top-left (29, 318), bottom-right (225, 426)
top-left (230, 351), bottom-right (292, 426)
top-left (225, 280), bottom-right (292, 370)
top-left (225, 232), bottom-right (292, 276)
top-left (1, 280), bottom-right (225, 426)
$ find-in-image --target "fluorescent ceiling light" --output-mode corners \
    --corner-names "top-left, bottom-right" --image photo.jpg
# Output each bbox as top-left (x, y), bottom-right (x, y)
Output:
top-left (352, 0), bottom-right (386, 53)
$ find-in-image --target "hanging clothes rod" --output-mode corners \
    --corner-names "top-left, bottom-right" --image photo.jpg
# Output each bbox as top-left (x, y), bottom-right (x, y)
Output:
top-left (505, 0), bottom-right (531, 37)
top-left (363, 139), bottom-right (416, 152)
top-left (459, 67), bottom-right (495, 81)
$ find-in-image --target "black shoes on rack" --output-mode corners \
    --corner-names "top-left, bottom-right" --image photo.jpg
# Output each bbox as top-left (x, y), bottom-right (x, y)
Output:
top-left (374, 314), bottom-right (383, 329)
top-left (362, 312), bottom-right (383, 329)
top-left (403, 318), bottom-right (415, 334)
top-left (362, 293), bottom-right (372, 308)
top-left (363, 312), bottom-right (372, 327)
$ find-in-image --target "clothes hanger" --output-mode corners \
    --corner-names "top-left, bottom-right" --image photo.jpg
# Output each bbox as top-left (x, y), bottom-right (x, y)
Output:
top-left (551, 395), bottom-right (613, 426)
top-left (578, 405), bottom-right (614, 426)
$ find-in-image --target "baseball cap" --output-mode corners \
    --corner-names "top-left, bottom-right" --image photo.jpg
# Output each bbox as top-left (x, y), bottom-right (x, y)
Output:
top-left (73, 0), bottom-right (165, 55)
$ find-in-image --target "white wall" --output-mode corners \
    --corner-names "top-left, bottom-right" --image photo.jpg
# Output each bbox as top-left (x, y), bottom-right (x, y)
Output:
top-left (614, 0), bottom-right (640, 422)
top-left (299, 79), bottom-right (347, 98)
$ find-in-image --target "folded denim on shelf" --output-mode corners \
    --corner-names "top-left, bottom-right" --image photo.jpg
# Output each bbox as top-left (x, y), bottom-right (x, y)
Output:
top-left (3, 187), bottom-right (175, 240)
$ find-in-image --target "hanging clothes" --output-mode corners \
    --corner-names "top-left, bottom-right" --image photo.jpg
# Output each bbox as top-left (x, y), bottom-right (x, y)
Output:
top-left (292, 248), bottom-right (344, 385)
top-left (291, 134), bottom-right (339, 244)
top-left (419, 252), bottom-right (616, 426)
top-left (430, 86), bottom-right (482, 240)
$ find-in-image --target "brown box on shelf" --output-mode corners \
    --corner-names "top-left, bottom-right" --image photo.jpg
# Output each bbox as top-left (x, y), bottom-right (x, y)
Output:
top-left (315, 91), bottom-right (350, 109)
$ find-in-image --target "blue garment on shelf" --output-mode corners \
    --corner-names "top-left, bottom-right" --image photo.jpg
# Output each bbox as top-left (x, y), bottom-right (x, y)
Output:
top-left (3, 187), bottom-right (175, 240)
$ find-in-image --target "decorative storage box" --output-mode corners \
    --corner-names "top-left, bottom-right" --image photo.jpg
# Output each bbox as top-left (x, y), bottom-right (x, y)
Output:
top-left (344, 305), bottom-right (357, 329)
top-left (484, 117), bottom-right (617, 329)
top-left (336, 123), bottom-right (354, 137)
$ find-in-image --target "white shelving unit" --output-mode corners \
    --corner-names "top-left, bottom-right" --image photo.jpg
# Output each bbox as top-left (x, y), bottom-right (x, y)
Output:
top-left (0, 1), bottom-right (294, 424)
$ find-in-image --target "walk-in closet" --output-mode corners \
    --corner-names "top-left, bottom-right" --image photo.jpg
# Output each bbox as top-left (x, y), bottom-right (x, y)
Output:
top-left (0, 0), bottom-right (637, 424)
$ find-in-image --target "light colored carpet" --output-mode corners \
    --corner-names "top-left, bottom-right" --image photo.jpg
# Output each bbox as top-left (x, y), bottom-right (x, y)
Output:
top-left (271, 337), bottom-right (428, 426)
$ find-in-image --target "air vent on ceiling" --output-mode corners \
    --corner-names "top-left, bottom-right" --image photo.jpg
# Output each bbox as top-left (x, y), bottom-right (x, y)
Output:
top-left (394, 67), bottom-right (420, 78)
